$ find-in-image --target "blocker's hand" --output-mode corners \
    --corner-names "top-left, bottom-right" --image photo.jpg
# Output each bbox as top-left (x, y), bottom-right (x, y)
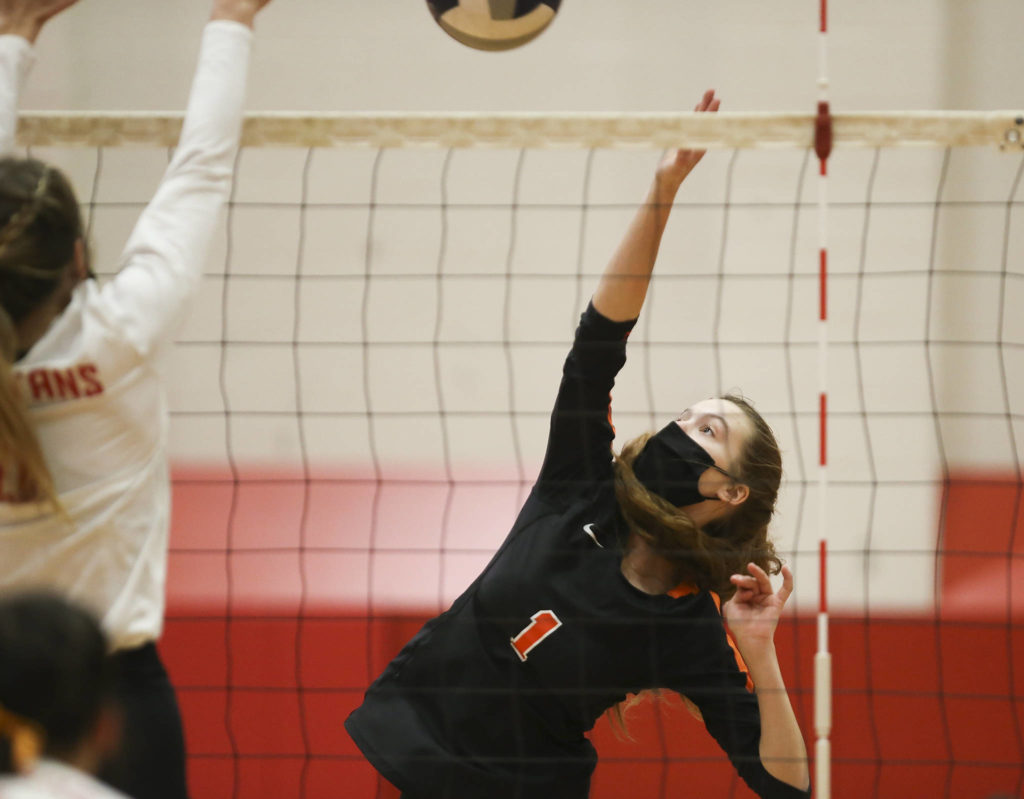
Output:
top-left (655, 89), bottom-right (721, 191)
top-left (722, 562), bottom-right (793, 652)
top-left (211, 0), bottom-right (275, 28)
top-left (0, 0), bottom-right (81, 42)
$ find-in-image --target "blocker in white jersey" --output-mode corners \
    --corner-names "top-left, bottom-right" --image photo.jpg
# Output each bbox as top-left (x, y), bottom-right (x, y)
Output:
top-left (0, 1), bottom-right (277, 797)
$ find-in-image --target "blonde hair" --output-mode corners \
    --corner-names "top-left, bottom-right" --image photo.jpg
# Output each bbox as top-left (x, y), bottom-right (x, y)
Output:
top-left (0, 700), bottom-right (45, 774)
top-left (0, 307), bottom-right (57, 508)
top-left (0, 158), bottom-right (84, 511)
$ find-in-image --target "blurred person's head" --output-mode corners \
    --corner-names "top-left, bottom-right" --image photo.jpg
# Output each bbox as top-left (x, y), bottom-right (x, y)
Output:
top-left (0, 591), bottom-right (118, 775)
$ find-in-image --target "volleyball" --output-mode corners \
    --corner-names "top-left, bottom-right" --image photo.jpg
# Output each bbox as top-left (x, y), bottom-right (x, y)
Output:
top-left (427, 0), bottom-right (561, 51)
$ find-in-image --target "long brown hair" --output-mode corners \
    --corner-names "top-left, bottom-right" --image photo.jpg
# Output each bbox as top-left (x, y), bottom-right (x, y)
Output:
top-left (606, 393), bottom-right (783, 736)
top-left (0, 158), bottom-right (84, 509)
top-left (612, 392), bottom-right (783, 600)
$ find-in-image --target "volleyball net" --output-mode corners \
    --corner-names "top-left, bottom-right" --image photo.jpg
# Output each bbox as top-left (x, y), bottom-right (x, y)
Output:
top-left (21, 111), bottom-right (1024, 799)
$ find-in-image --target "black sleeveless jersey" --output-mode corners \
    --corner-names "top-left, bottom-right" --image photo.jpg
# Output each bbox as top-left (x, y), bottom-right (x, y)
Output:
top-left (345, 304), bottom-right (810, 799)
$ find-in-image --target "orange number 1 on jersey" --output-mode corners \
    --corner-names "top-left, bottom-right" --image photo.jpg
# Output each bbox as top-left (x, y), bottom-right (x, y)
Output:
top-left (510, 610), bottom-right (562, 662)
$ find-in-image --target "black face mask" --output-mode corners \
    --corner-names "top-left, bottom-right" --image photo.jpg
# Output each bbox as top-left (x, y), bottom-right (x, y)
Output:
top-left (632, 422), bottom-right (734, 508)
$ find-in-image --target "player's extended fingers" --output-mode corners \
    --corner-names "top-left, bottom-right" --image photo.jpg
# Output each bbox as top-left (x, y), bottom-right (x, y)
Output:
top-left (730, 573), bottom-right (758, 590)
top-left (745, 562), bottom-right (773, 595)
top-left (729, 572), bottom-right (759, 595)
top-left (776, 564), bottom-right (795, 605)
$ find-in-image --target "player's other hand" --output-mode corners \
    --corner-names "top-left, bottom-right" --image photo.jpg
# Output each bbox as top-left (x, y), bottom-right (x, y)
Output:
top-left (0, 0), bottom-right (81, 43)
top-left (722, 562), bottom-right (793, 652)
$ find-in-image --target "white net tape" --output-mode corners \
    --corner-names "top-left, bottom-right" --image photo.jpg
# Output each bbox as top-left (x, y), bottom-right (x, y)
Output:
top-left (18, 110), bottom-right (1024, 149)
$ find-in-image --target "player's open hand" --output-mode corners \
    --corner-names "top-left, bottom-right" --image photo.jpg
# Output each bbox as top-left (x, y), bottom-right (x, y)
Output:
top-left (0, 0), bottom-right (80, 42)
top-left (722, 562), bottom-right (793, 652)
top-left (655, 89), bottom-right (720, 190)
top-left (211, 0), bottom-right (274, 27)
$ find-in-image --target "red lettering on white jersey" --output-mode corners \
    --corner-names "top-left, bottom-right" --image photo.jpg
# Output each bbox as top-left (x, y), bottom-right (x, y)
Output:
top-left (511, 610), bottom-right (562, 662)
top-left (51, 369), bottom-right (81, 399)
top-left (21, 364), bottom-right (104, 404)
top-left (78, 364), bottom-right (103, 397)
top-left (28, 369), bottom-right (53, 402)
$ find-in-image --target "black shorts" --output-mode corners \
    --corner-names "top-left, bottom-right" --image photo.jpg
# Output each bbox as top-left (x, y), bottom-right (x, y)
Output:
top-left (99, 642), bottom-right (189, 799)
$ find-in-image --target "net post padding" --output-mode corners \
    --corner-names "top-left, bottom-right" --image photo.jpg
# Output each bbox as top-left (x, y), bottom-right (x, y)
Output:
top-left (15, 110), bottom-right (1024, 150)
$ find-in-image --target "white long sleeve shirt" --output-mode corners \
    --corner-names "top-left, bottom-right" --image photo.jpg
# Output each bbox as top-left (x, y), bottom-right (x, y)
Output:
top-left (0, 760), bottom-right (128, 799)
top-left (0, 22), bottom-right (252, 651)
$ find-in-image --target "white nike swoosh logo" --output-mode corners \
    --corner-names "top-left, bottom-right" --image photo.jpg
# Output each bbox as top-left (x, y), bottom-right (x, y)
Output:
top-left (583, 523), bottom-right (604, 548)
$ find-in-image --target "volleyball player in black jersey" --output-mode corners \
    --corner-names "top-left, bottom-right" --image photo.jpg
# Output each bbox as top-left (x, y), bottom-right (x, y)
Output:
top-left (345, 90), bottom-right (810, 799)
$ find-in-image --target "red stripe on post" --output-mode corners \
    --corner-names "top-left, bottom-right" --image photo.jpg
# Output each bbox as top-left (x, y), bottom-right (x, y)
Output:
top-left (819, 392), bottom-right (827, 466)
top-left (819, 539), bottom-right (827, 614)
top-left (820, 0), bottom-right (827, 32)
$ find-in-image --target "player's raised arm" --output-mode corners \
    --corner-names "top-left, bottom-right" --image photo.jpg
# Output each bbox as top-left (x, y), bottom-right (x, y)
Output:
top-left (101, 0), bottom-right (275, 357)
top-left (592, 89), bottom-right (719, 323)
top-left (0, 1), bottom-right (81, 155)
